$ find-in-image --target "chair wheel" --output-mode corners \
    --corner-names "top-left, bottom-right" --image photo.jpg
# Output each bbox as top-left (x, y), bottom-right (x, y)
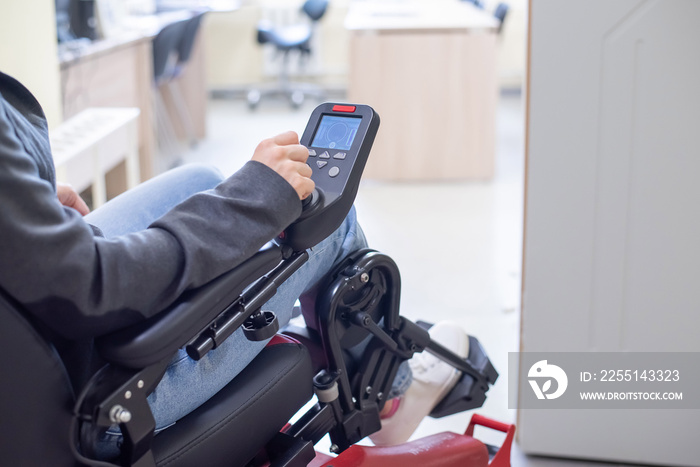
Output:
top-left (247, 89), bottom-right (261, 110)
top-left (290, 90), bottom-right (304, 109)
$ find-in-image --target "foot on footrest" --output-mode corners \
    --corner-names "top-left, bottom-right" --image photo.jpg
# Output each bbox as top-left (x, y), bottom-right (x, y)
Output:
top-left (429, 336), bottom-right (499, 418)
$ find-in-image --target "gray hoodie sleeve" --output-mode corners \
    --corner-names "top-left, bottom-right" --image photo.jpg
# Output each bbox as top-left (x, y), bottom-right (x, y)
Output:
top-left (0, 102), bottom-right (301, 339)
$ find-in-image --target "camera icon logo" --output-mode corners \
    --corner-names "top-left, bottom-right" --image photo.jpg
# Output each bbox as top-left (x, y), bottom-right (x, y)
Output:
top-left (528, 360), bottom-right (568, 400)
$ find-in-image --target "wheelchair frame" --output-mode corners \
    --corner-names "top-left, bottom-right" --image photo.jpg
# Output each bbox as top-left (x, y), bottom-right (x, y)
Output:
top-left (74, 244), bottom-right (508, 467)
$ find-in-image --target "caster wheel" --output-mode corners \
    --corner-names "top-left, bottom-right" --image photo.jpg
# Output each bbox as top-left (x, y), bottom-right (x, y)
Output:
top-left (290, 90), bottom-right (304, 109)
top-left (247, 89), bottom-right (261, 110)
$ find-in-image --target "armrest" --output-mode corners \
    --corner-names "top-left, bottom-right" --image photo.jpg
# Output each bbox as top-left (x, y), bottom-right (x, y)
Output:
top-left (96, 243), bottom-right (284, 369)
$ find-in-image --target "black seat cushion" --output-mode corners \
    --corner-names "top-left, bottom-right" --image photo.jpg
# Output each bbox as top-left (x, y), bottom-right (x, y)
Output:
top-left (152, 343), bottom-right (314, 467)
top-left (0, 291), bottom-right (76, 467)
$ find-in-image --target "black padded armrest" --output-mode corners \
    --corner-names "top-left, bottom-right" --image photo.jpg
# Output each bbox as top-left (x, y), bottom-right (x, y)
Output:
top-left (96, 244), bottom-right (284, 369)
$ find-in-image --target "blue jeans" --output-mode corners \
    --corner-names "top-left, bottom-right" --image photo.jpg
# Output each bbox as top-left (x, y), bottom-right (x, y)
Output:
top-left (85, 165), bottom-right (411, 457)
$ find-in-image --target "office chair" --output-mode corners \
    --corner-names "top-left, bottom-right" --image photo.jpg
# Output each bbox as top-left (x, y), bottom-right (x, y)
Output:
top-left (151, 14), bottom-right (205, 174)
top-left (152, 20), bottom-right (189, 87)
top-left (247, 0), bottom-right (329, 109)
top-left (494, 3), bottom-right (509, 34)
top-left (152, 19), bottom-right (190, 172)
top-left (167, 12), bottom-right (207, 147)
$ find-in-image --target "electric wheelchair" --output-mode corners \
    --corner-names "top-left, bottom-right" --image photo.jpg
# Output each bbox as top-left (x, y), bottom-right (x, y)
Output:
top-left (0, 104), bottom-right (514, 467)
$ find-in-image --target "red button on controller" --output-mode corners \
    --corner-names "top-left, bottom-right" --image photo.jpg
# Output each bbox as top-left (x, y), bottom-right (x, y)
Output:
top-left (332, 105), bottom-right (356, 113)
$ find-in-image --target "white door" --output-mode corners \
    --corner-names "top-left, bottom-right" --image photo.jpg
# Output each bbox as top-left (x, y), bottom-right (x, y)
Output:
top-left (520, 1), bottom-right (700, 465)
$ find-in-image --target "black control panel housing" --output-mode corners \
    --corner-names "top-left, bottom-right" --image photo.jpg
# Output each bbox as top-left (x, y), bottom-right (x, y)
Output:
top-left (281, 103), bottom-right (380, 251)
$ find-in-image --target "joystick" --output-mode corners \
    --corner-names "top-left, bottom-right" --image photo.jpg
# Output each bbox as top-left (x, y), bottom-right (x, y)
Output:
top-left (299, 188), bottom-right (323, 218)
top-left (281, 103), bottom-right (379, 251)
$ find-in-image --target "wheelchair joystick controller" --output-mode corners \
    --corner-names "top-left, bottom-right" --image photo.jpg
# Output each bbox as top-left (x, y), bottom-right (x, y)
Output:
top-left (300, 187), bottom-right (322, 213)
top-left (184, 104), bottom-right (378, 351)
top-left (301, 194), bottom-right (312, 209)
top-left (280, 103), bottom-right (379, 252)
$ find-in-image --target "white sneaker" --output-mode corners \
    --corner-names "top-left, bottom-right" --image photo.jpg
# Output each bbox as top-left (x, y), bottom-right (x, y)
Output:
top-left (369, 321), bottom-right (469, 446)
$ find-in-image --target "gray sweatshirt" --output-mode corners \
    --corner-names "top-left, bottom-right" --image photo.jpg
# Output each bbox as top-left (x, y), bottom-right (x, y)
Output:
top-left (0, 72), bottom-right (301, 385)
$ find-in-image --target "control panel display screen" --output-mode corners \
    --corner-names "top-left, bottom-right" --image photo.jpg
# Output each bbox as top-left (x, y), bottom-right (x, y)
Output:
top-left (311, 115), bottom-right (361, 150)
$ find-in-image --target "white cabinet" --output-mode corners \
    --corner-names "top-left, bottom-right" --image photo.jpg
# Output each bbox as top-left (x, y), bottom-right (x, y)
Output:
top-left (520, 1), bottom-right (700, 465)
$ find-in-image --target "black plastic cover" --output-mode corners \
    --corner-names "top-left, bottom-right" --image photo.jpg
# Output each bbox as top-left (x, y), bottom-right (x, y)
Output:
top-left (96, 245), bottom-right (283, 369)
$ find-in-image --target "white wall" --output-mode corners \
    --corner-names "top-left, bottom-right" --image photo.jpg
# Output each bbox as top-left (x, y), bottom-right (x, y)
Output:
top-left (0, 0), bottom-right (62, 127)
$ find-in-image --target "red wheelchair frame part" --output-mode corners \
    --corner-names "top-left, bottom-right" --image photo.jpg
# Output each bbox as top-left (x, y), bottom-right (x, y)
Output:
top-left (266, 334), bottom-right (302, 347)
top-left (307, 414), bottom-right (515, 467)
top-left (466, 414), bottom-right (515, 467)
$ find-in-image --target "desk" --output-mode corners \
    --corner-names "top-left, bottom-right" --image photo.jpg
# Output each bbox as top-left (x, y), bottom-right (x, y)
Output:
top-left (58, 10), bottom-right (209, 191)
top-left (51, 108), bottom-right (141, 208)
top-left (346, 1), bottom-right (499, 181)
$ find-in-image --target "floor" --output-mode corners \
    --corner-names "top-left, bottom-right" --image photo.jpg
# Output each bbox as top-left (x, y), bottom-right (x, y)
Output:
top-left (183, 94), bottom-right (643, 467)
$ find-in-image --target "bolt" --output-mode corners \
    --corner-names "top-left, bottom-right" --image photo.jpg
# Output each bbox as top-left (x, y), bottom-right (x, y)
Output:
top-left (137, 380), bottom-right (144, 389)
top-left (365, 386), bottom-right (372, 394)
top-left (109, 405), bottom-right (132, 424)
top-left (360, 272), bottom-right (369, 283)
top-left (330, 444), bottom-right (339, 454)
top-left (124, 390), bottom-right (132, 400)
top-left (377, 392), bottom-right (383, 400)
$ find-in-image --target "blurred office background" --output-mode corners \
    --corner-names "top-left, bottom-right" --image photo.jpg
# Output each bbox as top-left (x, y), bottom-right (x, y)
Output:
top-left (4, 1), bottom-right (697, 466)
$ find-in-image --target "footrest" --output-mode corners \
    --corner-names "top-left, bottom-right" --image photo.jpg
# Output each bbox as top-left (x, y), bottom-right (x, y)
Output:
top-left (429, 336), bottom-right (499, 418)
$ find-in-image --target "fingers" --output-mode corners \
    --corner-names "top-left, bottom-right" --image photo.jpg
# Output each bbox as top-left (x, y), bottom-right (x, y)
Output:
top-left (274, 132), bottom-right (308, 163)
top-left (56, 183), bottom-right (90, 216)
top-left (295, 170), bottom-right (316, 200)
top-left (285, 143), bottom-right (309, 163)
top-left (272, 130), bottom-right (299, 146)
top-left (252, 132), bottom-right (315, 200)
top-left (71, 196), bottom-right (91, 216)
top-left (298, 161), bottom-right (312, 178)
top-left (286, 160), bottom-right (315, 200)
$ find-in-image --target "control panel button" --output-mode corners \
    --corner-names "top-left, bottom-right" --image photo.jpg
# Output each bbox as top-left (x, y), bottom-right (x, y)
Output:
top-left (333, 152), bottom-right (346, 160)
top-left (308, 149), bottom-right (317, 157)
top-left (319, 151), bottom-right (330, 159)
top-left (332, 105), bottom-right (356, 113)
top-left (328, 166), bottom-right (340, 178)
top-left (316, 160), bottom-right (328, 168)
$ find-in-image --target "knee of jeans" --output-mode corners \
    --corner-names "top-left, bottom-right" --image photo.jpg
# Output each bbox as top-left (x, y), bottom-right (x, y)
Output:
top-left (177, 164), bottom-right (224, 186)
top-left (340, 206), bottom-right (368, 254)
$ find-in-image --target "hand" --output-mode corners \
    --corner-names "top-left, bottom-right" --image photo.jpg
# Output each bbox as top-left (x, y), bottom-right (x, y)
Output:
top-left (251, 131), bottom-right (315, 200)
top-left (56, 183), bottom-right (90, 216)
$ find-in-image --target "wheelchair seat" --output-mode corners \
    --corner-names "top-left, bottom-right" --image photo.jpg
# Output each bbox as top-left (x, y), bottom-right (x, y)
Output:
top-left (151, 339), bottom-right (312, 467)
top-left (0, 288), bottom-right (313, 467)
